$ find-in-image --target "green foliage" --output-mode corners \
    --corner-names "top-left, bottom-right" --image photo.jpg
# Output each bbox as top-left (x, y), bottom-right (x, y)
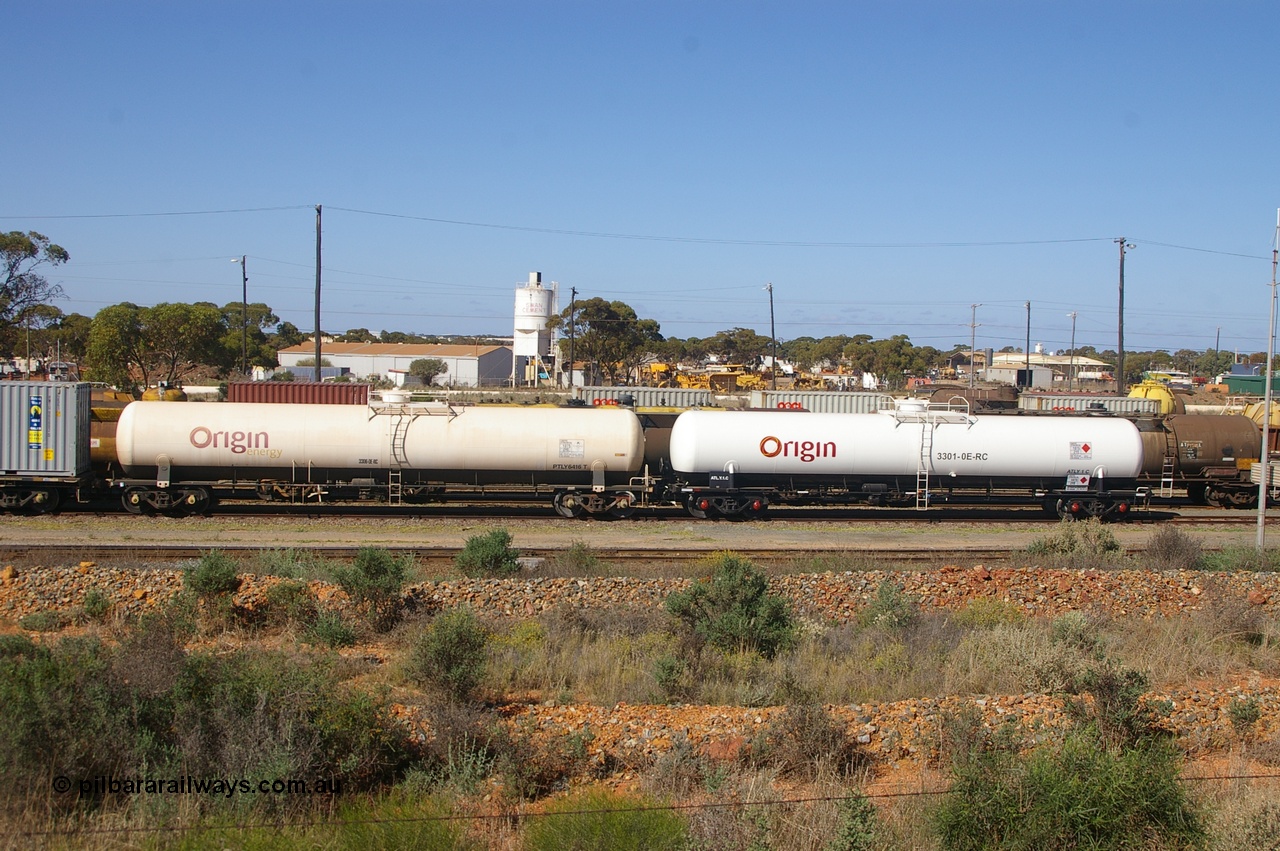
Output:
top-left (1144, 526), bottom-right (1205, 570)
top-left (331, 547), bottom-right (412, 630)
top-left (552, 296), bottom-right (663, 385)
top-left (932, 732), bottom-right (1205, 851)
top-left (1026, 518), bottom-right (1123, 560)
top-left (665, 553), bottom-right (796, 659)
top-left (1197, 546), bottom-right (1280, 572)
top-left (1228, 696), bottom-right (1261, 739)
top-left (304, 608), bottom-right (357, 648)
top-left (455, 528), bottom-right (521, 578)
top-left (826, 791), bottom-right (879, 851)
top-left (523, 788), bottom-right (687, 851)
top-left (183, 550), bottom-right (242, 596)
top-left (951, 596), bottom-right (1026, 629)
top-left (0, 611), bottom-right (414, 814)
top-left (857, 580), bottom-right (919, 630)
top-left (408, 357), bottom-right (448, 384)
top-left (1067, 663), bottom-right (1167, 750)
top-left (18, 610), bottom-right (68, 632)
top-left (550, 540), bottom-right (606, 575)
top-left (0, 230), bottom-right (68, 356)
top-left (262, 578), bottom-right (318, 626)
top-left (407, 607), bottom-right (490, 703)
top-left (80, 587), bottom-right (111, 622)
top-left (746, 704), bottom-right (865, 778)
top-left (252, 548), bottom-right (334, 580)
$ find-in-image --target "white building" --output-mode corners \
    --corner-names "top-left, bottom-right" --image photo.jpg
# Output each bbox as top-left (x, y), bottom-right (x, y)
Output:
top-left (276, 342), bottom-right (513, 387)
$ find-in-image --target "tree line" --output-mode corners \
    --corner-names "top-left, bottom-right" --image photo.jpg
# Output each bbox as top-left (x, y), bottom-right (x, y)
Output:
top-left (1, 230), bottom-right (1268, 391)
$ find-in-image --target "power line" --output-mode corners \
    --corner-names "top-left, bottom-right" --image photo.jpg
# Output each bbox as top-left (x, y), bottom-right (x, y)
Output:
top-left (0, 206), bottom-right (312, 220)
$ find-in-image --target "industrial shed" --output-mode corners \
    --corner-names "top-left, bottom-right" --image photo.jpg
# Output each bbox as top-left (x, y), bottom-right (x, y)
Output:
top-left (275, 343), bottom-right (513, 387)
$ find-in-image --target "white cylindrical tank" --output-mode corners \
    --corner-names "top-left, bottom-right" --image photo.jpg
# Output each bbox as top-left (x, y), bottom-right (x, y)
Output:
top-left (116, 402), bottom-right (644, 484)
top-left (514, 272), bottom-right (555, 358)
top-left (669, 410), bottom-right (1144, 483)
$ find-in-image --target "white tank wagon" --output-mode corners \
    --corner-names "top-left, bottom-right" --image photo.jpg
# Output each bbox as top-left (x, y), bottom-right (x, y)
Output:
top-left (667, 404), bottom-right (1147, 519)
top-left (114, 402), bottom-right (646, 516)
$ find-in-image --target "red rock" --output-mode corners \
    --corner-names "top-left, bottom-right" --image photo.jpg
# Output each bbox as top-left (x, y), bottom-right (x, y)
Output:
top-left (701, 736), bottom-right (746, 762)
top-left (970, 565), bottom-right (991, 581)
top-left (1248, 589), bottom-right (1270, 606)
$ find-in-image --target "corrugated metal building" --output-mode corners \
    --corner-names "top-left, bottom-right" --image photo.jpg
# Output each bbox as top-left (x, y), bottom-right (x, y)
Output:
top-left (276, 343), bottom-right (513, 387)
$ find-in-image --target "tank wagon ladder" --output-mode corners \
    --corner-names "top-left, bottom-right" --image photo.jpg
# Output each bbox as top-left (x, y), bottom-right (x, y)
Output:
top-left (889, 398), bottom-right (976, 511)
top-left (916, 423), bottom-right (932, 510)
top-left (1159, 427), bottom-right (1178, 499)
top-left (369, 402), bottom-right (458, 505)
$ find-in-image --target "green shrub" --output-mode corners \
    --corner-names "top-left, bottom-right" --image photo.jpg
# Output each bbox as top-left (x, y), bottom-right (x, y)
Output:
top-left (1198, 546), bottom-right (1280, 572)
top-left (303, 608), bottom-right (357, 648)
top-left (523, 788), bottom-right (687, 851)
top-left (407, 607), bottom-right (489, 703)
top-left (665, 553), bottom-right (796, 659)
top-left (746, 704), bottom-right (865, 779)
top-left (331, 547), bottom-right (412, 630)
top-left (549, 540), bottom-right (605, 576)
top-left (951, 596), bottom-right (1026, 629)
top-left (857, 580), bottom-right (919, 630)
top-left (252, 548), bottom-right (334, 580)
top-left (80, 588), bottom-right (111, 622)
top-left (1067, 663), bottom-right (1167, 750)
top-left (184, 550), bottom-right (242, 596)
top-left (263, 579), bottom-right (318, 626)
top-left (1025, 518), bottom-right (1124, 566)
top-left (455, 529), bottom-right (521, 578)
top-left (932, 732), bottom-right (1204, 851)
top-left (1228, 696), bottom-right (1261, 740)
top-left (1144, 526), bottom-right (1204, 570)
top-left (827, 791), bottom-right (879, 851)
top-left (18, 610), bottom-right (68, 632)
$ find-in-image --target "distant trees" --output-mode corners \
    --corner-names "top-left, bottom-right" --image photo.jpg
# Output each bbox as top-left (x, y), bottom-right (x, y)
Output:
top-left (86, 302), bottom-right (227, 390)
top-left (408, 357), bottom-right (448, 385)
top-left (0, 231), bottom-right (69, 360)
top-left (553, 297), bottom-right (662, 385)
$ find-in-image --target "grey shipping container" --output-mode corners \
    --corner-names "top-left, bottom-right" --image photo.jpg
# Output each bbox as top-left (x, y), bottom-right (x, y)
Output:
top-left (1017, 395), bottom-right (1160, 415)
top-left (0, 381), bottom-right (93, 477)
top-left (575, 386), bottom-right (714, 408)
top-left (750, 391), bottom-right (896, 414)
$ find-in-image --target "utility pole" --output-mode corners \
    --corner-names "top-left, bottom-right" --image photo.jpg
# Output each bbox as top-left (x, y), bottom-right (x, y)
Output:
top-left (1067, 312), bottom-right (1077, 392)
top-left (233, 256), bottom-right (248, 376)
top-left (567, 286), bottom-right (577, 390)
top-left (968, 303), bottom-right (981, 389)
top-left (314, 205), bottom-right (323, 382)
top-left (765, 283), bottom-right (777, 390)
top-left (1024, 300), bottom-right (1031, 388)
top-left (1115, 238), bottom-right (1135, 394)
top-left (1258, 209), bottom-right (1278, 549)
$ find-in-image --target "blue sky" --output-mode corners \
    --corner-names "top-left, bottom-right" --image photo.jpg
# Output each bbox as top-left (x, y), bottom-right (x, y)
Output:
top-left (5, 1), bottom-right (1279, 359)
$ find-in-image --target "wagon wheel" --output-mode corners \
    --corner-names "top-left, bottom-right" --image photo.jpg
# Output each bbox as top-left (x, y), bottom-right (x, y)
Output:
top-left (608, 492), bottom-right (637, 519)
top-left (553, 491), bottom-right (585, 519)
top-left (684, 494), bottom-right (711, 520)
top-left (738, 497), bottom-right (768, 520)
top-left (122, 487), bottom-right (153, 516)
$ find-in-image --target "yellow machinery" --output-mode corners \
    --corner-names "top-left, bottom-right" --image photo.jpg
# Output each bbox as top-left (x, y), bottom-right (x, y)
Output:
top-left (1127, 380), bottom-right (1186, 415)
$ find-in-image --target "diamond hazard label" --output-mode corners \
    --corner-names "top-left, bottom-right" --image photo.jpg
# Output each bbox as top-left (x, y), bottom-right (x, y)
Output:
top-left (1070, 442), bottom-right (1093, 460)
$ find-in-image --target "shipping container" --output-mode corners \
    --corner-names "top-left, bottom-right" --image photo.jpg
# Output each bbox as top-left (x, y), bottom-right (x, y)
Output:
top-left (575, 386), bottom-right (714, 409)
top-left (749, 391), bottom-right (896, 414)
top-left (226, 381), bottom-right (371, 405)
top-left (1017, 395), bottom-right (1160, 416)
top-left (0, 381), bottom-right (92, 477)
